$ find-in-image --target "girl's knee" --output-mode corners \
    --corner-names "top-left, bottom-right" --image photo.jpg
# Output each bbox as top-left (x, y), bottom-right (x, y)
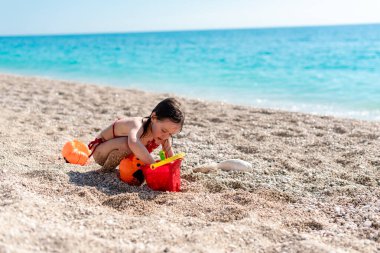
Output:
top-left (119, 140), bottom-right (131, 153)
top-left (91, 137), bottom-right (130, 166)
top-left (101, 150), bottom-right (125, 171)
top-left (93, 152), bottom-right (106, 166)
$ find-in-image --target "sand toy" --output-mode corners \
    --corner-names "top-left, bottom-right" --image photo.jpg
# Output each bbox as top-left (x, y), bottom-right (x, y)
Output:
top-left (119, 155), bottom-right (146, 186)
top-left (142, 152), bottom-right (185, 192)
top-left (61, 139), bottom-right (90, 166)
top-left (119, 152), bottom-right (185, 192)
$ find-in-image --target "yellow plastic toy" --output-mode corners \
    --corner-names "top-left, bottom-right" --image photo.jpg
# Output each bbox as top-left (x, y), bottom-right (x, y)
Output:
top-left (149, 152), bottom-right (185, 169)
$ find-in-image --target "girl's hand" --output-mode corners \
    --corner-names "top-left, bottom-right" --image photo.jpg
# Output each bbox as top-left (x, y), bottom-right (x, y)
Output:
top-left (162, 138), bottom-right (174, 158)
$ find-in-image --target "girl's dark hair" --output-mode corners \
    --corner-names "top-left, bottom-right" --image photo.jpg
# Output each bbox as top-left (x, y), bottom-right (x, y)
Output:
top-left (141, 98), bottom-right (185, 138)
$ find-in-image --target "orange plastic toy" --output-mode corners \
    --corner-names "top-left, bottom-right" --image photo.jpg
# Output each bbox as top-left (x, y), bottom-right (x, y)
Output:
top-left (119, 156), bottom-right (145, 186)
top-left (61, 139), bottom-right (90, 166)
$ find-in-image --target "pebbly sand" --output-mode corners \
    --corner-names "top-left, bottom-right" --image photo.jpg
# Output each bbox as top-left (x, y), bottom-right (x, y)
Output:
top-left (0, 73), bottom-right (379, 253)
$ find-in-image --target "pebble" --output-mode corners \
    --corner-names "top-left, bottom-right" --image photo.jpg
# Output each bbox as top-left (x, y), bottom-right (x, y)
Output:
top-left (344, 222), bottom-right (357, 230)
top-left (193, 163), bottom-right (218, 173)
top-left (361, 205), bottom-right (371, 211)
top-left (2, 199), bottom-right (14, 205)
top-left (229, 244), bottom-right (238, 249)
top-left (106, 219), bottom-right (115, 226)
top-left (322, 231), bottom-right (334, 237)
top-left (363, 220), bottom-right (372, 228)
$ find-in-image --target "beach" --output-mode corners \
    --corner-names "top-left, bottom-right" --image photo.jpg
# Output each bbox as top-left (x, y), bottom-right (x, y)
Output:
top-left (0, 73), bottom-right (379, 252)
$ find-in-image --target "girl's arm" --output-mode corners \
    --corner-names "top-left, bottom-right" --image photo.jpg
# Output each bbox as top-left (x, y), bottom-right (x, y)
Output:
top-left (162, 138), bottom-right (174, 158)
top-left (128, 125), bottom-right (156, 164)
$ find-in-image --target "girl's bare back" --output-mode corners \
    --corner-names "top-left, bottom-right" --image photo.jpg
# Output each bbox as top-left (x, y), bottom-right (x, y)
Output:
top-left (91, 117), bottom-right (153, 170)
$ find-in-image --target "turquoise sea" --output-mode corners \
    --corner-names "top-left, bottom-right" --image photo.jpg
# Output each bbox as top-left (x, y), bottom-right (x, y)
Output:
top-left (1, 24), bottom-right (380, 120)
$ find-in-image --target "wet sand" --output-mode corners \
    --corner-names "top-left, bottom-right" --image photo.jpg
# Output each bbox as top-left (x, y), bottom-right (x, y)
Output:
top-left (0, 73), bottom-right (379, 252)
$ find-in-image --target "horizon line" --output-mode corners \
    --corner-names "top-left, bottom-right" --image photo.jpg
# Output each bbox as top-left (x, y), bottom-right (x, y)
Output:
top-left (1, 22), bottom-right (379, 38)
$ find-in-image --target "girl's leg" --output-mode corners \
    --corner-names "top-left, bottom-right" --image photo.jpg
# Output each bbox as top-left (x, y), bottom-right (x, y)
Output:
top-left (92, 137), bottom-right (131, 172)
top-left (99, 150), bottom-right (126, 172)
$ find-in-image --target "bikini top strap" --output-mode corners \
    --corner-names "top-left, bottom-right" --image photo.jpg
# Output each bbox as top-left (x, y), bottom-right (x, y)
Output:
top-left (112, 119), bottom-right (118, 138)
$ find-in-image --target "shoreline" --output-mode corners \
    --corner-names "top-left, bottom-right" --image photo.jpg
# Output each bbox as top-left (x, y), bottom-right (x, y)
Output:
top-left (1, 73), bottom-right (379, 252)
top-left (1, 71), bottom-right (379, 123)
top-left (1, 23), bottom-right (379, 38)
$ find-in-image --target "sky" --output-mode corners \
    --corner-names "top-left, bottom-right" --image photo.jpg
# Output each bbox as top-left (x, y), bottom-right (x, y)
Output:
top-left (1, 0), bottom-right (380, 35)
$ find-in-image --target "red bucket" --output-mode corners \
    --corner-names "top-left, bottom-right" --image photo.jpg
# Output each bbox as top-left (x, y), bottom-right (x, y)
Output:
top-left (142, 159), bottom-right (182, 192)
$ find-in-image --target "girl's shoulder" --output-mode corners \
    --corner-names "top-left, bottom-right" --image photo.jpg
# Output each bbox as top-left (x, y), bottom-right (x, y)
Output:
top-left (114, 117), bottom-right (145, 135)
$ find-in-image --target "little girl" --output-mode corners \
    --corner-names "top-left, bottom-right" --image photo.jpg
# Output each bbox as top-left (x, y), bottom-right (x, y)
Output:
top-left (88, 98), bottom-right (185, 172)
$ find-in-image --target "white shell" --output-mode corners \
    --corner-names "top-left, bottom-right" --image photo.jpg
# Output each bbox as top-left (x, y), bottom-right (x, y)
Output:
top-left (216, 159), bottom-right (252, 172)
top-left (193, 163), bottom-right (218, 173)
